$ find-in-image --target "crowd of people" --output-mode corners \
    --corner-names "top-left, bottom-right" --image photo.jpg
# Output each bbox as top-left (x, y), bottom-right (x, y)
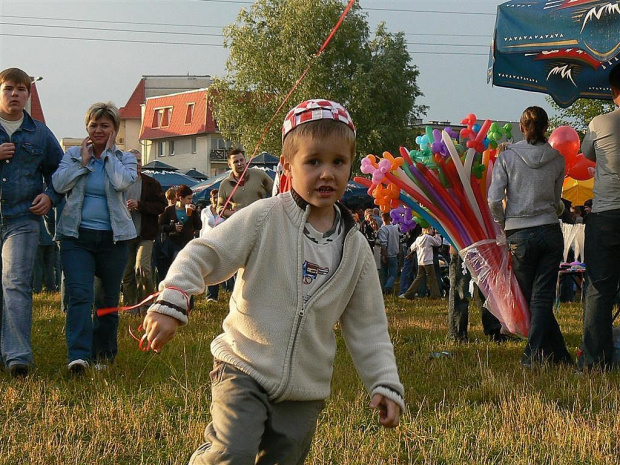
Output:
top-left (1, 62), bottom-right (619, 462)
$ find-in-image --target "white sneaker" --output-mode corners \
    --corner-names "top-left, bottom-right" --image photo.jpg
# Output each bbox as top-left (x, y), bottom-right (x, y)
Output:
top-left (398, 294), bottom-right (406, 299)
top-left (68, 359), bottom-right (89, 374)
top-left (206, 298), bottom-right (218, 303)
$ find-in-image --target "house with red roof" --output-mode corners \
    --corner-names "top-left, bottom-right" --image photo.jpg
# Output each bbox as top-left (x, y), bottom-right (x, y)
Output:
top-left (118, 75), bottom-right (213, 155)
top-left (27, 81), bottom-right (46, 124)
top-left (139, 88), bottom-right (231, 176)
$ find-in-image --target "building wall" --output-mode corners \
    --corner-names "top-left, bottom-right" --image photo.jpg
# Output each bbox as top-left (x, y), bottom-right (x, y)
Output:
top-left (121, 119), bottom-right (142, 152)
top-left (142, 134), bottom-right (228, 175)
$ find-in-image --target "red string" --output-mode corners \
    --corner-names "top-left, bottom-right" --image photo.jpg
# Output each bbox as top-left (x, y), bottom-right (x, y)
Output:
top-left (96, 292), bottom-right (160, 317)
top-left (96, 286), bottom-right (190, 317)
top-left (217, 0), bottom-right (357, 216)
top-left (318, 0), bottom-right (356, 54)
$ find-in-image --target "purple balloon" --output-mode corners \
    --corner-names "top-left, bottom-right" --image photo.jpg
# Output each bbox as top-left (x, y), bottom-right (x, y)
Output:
top-left (444, 127), bottom-right (458, 140)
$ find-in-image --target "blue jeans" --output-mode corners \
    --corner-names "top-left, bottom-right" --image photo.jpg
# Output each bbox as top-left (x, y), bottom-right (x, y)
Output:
top-left (382, 256), bottom-right (398, 292)
top-left (0, 217), bottom-right (40, 368)
top-left (582, 209), bottom-right (620, 368)
top-left (60, 229), bottom-right (129, 364)
top-left (399, 255), bottom-right (415, 295)
top-left (507, 224), bottom-right (571, 365)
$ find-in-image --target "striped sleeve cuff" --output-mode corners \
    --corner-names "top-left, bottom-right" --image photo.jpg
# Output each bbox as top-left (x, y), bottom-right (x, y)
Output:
top-left (147, 288), bottom-right (189, 325)
top-left (372, 385), bottom-right (405, 414)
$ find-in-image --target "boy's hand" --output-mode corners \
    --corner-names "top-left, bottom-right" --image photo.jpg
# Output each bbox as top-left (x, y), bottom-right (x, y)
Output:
top-left (30, 193), bottom-right (52, 216)
top-left (0, 142), bottom-right (15, 160)
top-left (142, 311), bottom-right (180, 352)
top-left (370, 394), bottom-right (401, 428)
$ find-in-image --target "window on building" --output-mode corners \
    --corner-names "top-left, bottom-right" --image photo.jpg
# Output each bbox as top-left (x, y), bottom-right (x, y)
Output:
top-left (161, 108), bottom-right (171, 128)
top-left (185, 103), bottom-right (194, 125)
top-left (152, 110), bottom-right (161, 128)
top-left (157, 141), bottom-right (165, 157)
top-left (169, 140), bottom-right (175, 156)
top-left (191, 137), bottom-right (197, 154)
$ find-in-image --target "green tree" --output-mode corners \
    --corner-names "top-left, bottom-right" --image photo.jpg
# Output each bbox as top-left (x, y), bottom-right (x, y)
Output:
top-left (547, 97), bottom-right (615, 137)
top-left (210, 0), bottom-right (426, 163)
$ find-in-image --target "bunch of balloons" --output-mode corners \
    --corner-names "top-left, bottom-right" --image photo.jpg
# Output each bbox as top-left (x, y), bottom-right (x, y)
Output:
top-left (355, 114), bottom-right (530, 337)
top-left (548, 126), bottom-right (595, 180)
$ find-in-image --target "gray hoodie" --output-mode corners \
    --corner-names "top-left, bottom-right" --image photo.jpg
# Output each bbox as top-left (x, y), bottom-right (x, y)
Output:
top-left (488, 140), bottom-right (565, 231)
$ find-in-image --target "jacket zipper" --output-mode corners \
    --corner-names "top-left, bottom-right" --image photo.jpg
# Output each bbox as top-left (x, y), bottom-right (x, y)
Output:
top-left (278, 220), bottom-right (355, 398)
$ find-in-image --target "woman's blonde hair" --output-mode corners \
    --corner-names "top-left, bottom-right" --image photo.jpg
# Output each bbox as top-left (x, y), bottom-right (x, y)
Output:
top-left (85, 102), bottom-right (121, 131)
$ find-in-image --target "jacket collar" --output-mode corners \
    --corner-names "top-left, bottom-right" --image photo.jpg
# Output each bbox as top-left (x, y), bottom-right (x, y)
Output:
top-left (17, 110), bottom-right (36, 132)
top-left (290, 188), bottom-right (356, 233)
top-left (0, 110), bottom-right (36, 135)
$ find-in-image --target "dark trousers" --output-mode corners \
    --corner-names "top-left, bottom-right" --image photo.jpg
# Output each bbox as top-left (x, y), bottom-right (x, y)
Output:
top-left (207, 284), bottom-right (219, 300)
top-left (33, 244), bottom-right (58, 292)
top-left (507, 224), bottom-right (571, 365)
top-left (582, 209), bottom-right (620, 367)
top-left (448, 253), bottom-right (501, 341)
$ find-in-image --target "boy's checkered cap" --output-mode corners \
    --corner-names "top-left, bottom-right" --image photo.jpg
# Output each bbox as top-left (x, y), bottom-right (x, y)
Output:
top-left (282, 99), bottom-right (356, 142)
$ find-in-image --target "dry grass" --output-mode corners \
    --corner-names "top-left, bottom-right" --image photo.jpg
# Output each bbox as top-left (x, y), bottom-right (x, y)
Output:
top-left (1, 292), bottom-right (619, 464)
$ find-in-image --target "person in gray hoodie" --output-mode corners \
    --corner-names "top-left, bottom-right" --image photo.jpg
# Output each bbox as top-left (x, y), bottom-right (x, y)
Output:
top-left (488, 106), bottom-right (572, 367)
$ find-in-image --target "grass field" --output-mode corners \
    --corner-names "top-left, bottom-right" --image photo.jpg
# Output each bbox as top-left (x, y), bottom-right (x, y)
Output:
top-left (1, 291), bottom-right (619, 464)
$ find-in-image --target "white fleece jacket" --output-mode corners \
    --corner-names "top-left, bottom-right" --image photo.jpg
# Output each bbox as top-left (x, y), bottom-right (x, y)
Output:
top-left (149, 191), bottom-right (405, 411)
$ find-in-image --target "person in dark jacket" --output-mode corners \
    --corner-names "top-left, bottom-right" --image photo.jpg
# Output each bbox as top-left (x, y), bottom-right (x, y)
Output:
top-left (158, 184), bottom-right (202, 272)
top-left (122, 149), bottom-right (166, 310)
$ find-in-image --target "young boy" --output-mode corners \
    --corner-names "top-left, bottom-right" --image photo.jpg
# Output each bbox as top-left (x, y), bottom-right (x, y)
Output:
top-left (143, 99), bottom-right (404, 464)
top-left (0, 67), bottom-right (63, 377)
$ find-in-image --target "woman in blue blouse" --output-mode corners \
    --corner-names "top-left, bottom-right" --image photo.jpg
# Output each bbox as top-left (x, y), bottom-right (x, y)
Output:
top-left (52, 102), bottom-right (137, 373)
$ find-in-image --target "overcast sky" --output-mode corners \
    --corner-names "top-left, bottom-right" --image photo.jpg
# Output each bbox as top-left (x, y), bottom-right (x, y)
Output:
top-left (1, 0), bottom-right (548, 141)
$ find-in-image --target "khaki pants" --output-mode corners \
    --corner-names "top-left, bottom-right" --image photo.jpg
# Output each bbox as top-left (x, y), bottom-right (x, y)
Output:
top-left (404, 264), bottom-right (441, 299)
top-left (189, 361), bottom-right (325, 465)
top-left (121, 238), bottom-right (154, 305)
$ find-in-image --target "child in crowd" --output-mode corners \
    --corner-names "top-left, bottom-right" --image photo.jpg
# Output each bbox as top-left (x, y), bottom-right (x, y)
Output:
top-left (142, 99), bottom-right (404, 464)
top-left (401, 226), bottom-right (443, 299)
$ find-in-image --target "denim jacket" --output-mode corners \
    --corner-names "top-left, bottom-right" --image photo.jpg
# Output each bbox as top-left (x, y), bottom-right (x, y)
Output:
top-left (0, 111), bottom-right (63, 221)
top-left (52, 145), bottom-right (138, 242)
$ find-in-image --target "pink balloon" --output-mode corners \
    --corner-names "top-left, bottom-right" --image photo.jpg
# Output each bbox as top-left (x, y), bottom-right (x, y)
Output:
top-left (549, 126), bottom-right (580, 165)
top-left (567, 153), bottom-right (596, 180)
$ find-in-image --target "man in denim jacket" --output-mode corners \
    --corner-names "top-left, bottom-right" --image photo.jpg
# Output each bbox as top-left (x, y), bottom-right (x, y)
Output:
top-left (0, 68), bottom-right (63, 377)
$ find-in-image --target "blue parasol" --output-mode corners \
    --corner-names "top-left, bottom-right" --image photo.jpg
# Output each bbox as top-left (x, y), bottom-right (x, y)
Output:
top-left (142, 170), bottom-right (198, 192)
top-left (488, 0), bottom-right (620, 107)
